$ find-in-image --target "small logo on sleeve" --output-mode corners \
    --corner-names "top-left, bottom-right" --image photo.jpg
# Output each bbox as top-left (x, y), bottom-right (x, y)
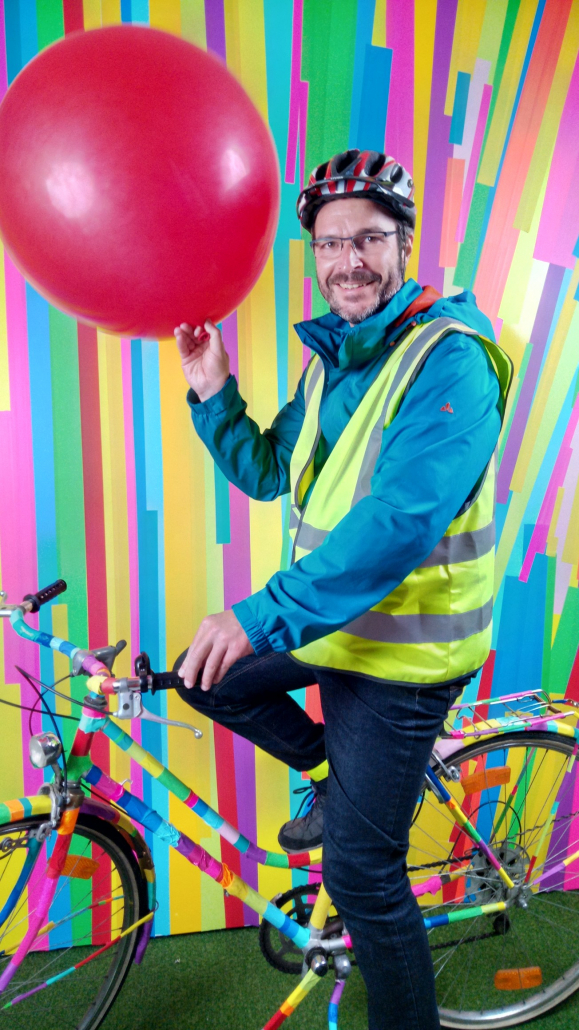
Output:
top-left (440, 402), bottom-right (454, 413)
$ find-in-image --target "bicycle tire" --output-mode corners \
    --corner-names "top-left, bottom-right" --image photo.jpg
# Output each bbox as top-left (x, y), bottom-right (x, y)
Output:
top-left (0, 811), bottom-right (143, 1030)
top-left (408, 731), bottom-right (579, 1028)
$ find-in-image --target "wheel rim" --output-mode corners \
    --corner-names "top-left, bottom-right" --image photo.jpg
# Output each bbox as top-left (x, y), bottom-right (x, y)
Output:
top-left (409, 733), bottom-right (579, 1027)
top-left (0, 817), bottom-right (139, 1029)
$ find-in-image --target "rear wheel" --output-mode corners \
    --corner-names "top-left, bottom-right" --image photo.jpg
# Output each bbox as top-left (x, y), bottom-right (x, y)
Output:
top-left (0, 812), bottom-right (143, 1030)
top-left (409, 732), bottom-right (579, 1028)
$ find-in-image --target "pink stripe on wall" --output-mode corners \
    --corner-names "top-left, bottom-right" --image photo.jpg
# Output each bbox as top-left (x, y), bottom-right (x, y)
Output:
top-left (121, 338), bottom-right (143, 794)
top-left (385, 0), bottom-right (414, 173)
top-left (223, 485), bottom-right (252, 608)
top-left (0, 0), bottom-right (7, 100)
top-left (535, 53), bottom-right (579, 268)
top-left (0, 257), bottom-right (42, 795)
top-left (285, 0), bottom-right (309, 188)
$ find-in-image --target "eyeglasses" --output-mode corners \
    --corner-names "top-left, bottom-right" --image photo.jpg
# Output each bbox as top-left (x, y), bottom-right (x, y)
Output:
top-left (310, 230), bottom-right (397, 259)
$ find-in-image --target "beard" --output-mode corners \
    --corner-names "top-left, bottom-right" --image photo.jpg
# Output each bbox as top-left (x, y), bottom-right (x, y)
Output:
top-left (317, 266), bottom-right (404, 324)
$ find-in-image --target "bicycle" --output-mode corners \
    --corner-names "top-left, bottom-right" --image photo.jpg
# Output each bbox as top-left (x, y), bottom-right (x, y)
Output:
top-left (1, 580), bottom-right (579, 1029)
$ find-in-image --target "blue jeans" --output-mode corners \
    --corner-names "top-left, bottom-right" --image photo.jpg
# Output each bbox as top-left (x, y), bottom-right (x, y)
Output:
top-left (176, 652), bottom-right (462, 1030)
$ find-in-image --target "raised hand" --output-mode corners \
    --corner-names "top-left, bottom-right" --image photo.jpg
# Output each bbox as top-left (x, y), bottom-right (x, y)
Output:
top-left (174, 320), bottom-right (230, 402)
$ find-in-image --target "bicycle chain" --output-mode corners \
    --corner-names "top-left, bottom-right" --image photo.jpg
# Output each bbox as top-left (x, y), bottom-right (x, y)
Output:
top-left (409, 807), bottom-right (579, 874)
top-left (429, 929), bottom-right (502, 952)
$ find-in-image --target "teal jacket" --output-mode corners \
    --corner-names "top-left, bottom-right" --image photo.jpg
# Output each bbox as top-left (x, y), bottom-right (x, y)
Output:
top-left (188, 279), bottom-right (502, 656)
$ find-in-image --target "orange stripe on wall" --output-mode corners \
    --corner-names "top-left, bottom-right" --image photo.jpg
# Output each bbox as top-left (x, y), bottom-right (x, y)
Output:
top-left (474, 0), bottom-right (574, 320)
top-left (439, 158), bottom-right (465, 268)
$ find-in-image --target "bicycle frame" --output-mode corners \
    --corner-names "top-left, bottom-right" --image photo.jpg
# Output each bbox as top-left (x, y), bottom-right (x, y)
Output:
top-left (3, 600), bottom-right (579, 1029)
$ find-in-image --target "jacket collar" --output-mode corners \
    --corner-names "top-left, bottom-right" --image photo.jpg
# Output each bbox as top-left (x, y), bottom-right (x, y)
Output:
top-left (294, 279), bottom-right (423, 370)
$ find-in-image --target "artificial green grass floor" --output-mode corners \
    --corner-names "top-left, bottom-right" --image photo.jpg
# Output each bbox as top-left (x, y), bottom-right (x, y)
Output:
top-left (103, 926), bottom-right (579, 1030)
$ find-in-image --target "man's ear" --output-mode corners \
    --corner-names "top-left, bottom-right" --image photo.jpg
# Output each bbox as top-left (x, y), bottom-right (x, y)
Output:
top-left (405, 233), bottom-right (414, 260)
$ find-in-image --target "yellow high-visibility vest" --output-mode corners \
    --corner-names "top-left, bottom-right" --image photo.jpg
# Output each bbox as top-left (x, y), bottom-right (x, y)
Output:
top-left (289, 317), bottom-right (513, 683)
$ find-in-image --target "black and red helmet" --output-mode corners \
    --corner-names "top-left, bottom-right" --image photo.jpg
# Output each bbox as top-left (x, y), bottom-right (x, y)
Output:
top-left (297, 149), bottom-right (415, 233)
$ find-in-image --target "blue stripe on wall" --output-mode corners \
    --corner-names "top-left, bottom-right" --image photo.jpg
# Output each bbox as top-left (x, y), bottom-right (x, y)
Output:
top-left (349, 0), bottom-right (377, 148)
top-left (354, 45), bottom-right (392, 153)
top-left (449, 71), bottom-right (470, 145)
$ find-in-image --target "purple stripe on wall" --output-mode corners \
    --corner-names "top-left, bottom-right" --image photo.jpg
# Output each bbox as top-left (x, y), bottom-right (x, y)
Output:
top-left (417, 0), bottom-right (458, 291)
top-left (223, 485), bottom-right (252, 607)
top-left (385, 0), bottom-right (414, 173)
top-left (233, 733), bottom-right (259, 925)
top-left (497, 263), bottom-right (566, 503)
top-left (204, 0), bottom-right (226, 61)
top-left (221, 311), bottom-right (239, 381)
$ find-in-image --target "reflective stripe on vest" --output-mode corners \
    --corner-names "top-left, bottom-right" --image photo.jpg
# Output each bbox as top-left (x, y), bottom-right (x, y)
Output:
top-left (288, 317), bottom-right (513, 683)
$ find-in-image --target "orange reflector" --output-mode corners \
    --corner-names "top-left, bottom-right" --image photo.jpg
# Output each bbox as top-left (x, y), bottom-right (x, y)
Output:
top-left (494, 967), bottom-right (542, 991)
top-left (461, 766), bottom-right (511, 795)
top-left (61, 855), bottom-right (100, 879)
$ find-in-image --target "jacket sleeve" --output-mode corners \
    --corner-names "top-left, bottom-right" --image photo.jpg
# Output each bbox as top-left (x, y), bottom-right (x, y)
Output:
top-left (232, 334), bottom-right (502, 655)
top-left (188, 372), bottom-right (307, 502)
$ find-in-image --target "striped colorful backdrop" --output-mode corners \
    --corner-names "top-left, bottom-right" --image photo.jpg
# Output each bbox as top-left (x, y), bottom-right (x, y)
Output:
top-left (1, 0), bottom-right (579, 936)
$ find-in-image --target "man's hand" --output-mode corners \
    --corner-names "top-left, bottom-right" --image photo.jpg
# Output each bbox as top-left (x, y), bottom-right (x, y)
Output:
top-left (179, 610), bottom-right (254, 691)
top-left (174, 320), bottom-right (230, 402)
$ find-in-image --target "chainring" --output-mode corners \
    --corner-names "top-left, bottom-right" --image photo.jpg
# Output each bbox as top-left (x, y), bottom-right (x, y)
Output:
top-left (258, 882), bottom-right (347, 974)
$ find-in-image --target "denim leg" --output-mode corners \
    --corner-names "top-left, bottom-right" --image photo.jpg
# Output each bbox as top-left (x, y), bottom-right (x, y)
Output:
top-left (319, 674), bottom-right (460, 1030)
top-left (174, 649), bottom-right (326, 771)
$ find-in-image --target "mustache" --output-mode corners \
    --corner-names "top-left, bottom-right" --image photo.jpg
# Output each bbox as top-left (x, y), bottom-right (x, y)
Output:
top-left (327, 271), bottom-right (381, 286)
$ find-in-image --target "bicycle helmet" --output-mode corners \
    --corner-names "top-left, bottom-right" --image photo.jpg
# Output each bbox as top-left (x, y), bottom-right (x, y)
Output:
top-left (297, 149), bottom-right (415, 233)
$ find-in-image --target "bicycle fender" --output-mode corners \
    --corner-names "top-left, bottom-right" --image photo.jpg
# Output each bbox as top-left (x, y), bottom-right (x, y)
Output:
top-left (434, 718), bottom-right (579, 762)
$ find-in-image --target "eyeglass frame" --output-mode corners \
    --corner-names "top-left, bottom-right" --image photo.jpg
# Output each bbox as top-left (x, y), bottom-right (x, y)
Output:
top-left (309, 229), bottom-right (398, 258)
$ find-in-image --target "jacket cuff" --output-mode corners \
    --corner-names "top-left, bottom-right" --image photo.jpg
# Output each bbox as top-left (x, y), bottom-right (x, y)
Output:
top-left (187, 374), bottom-right (238, 417)
top-left (232, 599), bottom-right (273, 656)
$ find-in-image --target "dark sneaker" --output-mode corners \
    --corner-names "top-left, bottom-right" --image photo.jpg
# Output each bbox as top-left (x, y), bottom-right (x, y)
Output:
top-left (278, 779), bottom-right (327, 853)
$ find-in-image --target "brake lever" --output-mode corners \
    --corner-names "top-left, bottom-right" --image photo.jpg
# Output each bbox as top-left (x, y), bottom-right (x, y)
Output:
top-left (113, 677), bottom-right (202, 737)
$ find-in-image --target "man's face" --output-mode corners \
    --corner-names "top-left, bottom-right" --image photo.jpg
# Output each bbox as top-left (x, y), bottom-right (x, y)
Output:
top-left (312, 198), bottom-right (413, 325)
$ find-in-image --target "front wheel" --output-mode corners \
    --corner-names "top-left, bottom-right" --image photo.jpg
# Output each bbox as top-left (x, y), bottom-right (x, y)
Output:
top-left (409, 732), bottom-right (579, 1028)
top-left (0, 812), bottom-right (143, 1030)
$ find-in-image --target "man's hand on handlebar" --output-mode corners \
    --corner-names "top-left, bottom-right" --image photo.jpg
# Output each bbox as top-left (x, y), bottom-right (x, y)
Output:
top-left (179, 610), bottom-right (254, 691)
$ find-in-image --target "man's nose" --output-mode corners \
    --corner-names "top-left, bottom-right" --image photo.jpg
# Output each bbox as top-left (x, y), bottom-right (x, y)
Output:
top-left (337, 240), bottom-right (364, 270)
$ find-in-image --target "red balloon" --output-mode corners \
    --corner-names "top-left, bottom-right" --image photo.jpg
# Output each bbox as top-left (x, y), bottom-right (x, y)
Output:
top-left (0, 26), bottom-right (280, 338)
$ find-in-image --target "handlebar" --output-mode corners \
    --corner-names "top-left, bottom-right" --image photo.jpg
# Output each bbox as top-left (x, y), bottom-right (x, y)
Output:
top-left (23, 579), bottom-right (68, 612)
top-left (3, 585), bottom-right (184, 691)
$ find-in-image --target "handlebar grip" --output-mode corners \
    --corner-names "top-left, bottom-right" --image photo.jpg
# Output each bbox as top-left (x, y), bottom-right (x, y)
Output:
top-left (23, 579), bottom-right (67, 613)
top-left (150, 671), bottom-right (184, 692)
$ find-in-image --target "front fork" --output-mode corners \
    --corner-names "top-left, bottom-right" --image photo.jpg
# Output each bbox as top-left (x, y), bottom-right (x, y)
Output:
top-left (0, 795), bottom-right (82, 995)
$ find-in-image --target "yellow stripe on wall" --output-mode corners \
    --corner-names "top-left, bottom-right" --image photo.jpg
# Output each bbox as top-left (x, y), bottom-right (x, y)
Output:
top-left (445, 0), bottom-right (486, 115)
top-left (478, 0), bottom-right (539, 187)
top-left (408, 0), bottom-right (437, 281)
top-left (372, 0), bottom-right (387, 48)
top-left (288, 240), bottom-right (305, 404)
top-left (149, 0), bottom-right (181, 36)
top-left (51, 604), bottom-right (71, 718)
top-left (224, 0), bottom-right (269, 121)
top-left (477, 0), bottom-right (509, 84)
top-left (82, 0), bottom-right (102, 29)
top-left (514, 0), bottom-right (579, 231)
top-left (98, 333), bottom-right (131, 785)
top-left (101, 0), bottom-right (121, 26)
top-left (180, 0), bottom-right (207, 48)
top-left (256, 749), bottom-right (292, 906)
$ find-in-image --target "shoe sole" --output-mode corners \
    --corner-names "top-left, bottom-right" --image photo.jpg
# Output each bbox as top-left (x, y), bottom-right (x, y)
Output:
top-left (278, 841), bottom-right (323, 855)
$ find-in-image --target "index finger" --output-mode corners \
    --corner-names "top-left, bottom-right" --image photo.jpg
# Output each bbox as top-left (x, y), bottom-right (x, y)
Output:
top-left (179, 643), bottom-right (207, 689)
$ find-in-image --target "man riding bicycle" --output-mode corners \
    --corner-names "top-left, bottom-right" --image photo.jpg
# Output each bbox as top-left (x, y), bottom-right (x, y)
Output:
top-left (173, 149), bottom-right (511, 1030)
